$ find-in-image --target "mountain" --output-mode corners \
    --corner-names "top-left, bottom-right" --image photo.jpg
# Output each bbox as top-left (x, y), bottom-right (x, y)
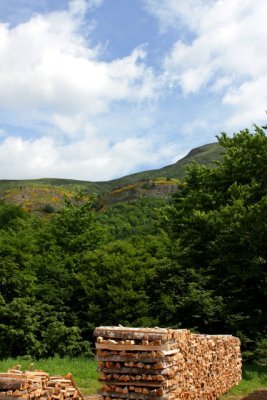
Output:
top-left (105, 142), bottom-right (222, 188)
top-left (0, 142), bottom-right (222, 213)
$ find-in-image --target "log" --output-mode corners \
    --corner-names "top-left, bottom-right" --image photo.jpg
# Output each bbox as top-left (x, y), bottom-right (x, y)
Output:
top-left (65, 373), bottom-right (84, 400)
top-left (100, 390), bottom-right (172, 400)
top-left (0, 379), bottom-right (26, 391)
top-left (98, 367), bottom-right (178, 376)
top-left (94, 327), bottom-right (170, 340)
top-left (95, 344), bottom-right (177, 352)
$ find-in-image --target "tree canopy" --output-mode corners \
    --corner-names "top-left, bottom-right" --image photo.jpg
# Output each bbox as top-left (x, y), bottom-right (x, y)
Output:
top-left (166, 127), bottom-right (267, 359)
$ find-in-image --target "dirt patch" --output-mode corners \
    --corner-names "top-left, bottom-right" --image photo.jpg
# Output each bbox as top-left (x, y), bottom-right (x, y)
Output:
top-left (83, 396), bottom-right (101, 400)
top-left (242, 389), bottom-right (267, 399)
top-left (84, 392), bottom-right (267, 400)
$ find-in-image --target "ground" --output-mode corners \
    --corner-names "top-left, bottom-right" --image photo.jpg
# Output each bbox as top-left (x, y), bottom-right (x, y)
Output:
top-left (229, 389), bottom-right (267, 399)
top-left (83, 390), bottom-right (267, 400)
top-left (221, 389), bottom-right (267, 400)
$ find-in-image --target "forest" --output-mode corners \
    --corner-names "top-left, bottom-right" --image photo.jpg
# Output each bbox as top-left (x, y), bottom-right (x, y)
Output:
top-left (0, 126), bottom-right (266, 362)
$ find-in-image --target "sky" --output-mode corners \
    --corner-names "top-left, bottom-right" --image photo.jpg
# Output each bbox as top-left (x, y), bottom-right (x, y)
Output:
top-left (0, 0), bottom-right (267, 181)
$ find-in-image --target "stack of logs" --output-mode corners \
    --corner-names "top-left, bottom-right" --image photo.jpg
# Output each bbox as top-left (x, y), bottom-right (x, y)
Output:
top-left (0, 368), bottom-right (83, 400)
top-left (185, 334), bottom-right (242, 399)
top-left (94, 326), bottom-right (242, 400)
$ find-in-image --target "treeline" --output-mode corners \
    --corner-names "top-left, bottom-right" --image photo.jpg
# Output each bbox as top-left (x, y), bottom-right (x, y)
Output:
top-left (0, 127), bottom-right (266, 362)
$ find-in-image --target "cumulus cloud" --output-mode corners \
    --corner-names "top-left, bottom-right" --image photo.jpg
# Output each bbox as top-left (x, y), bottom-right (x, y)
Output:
top-left (144, 0), bottom-right (213, 33)
top-left (3, 0), bottom-right (266, 181)
top-left (0, 133), bottom-right (179, 180)
top-left (69, 0), bottom-right (91, 16)
top-left (182, 118), bottom-right (208, 136)
top-left (0, 4), bottom-right (156, 116)
top-left (0, 0), bottom-right (166, 179)
top-left (145, 0), bottom-right (267, 128)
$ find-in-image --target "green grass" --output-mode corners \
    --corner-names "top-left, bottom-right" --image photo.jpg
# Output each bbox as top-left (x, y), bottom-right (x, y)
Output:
top-left (220, 364), bottom-right (267, 398)
top-left (0, 356), bottom-right (100, 395)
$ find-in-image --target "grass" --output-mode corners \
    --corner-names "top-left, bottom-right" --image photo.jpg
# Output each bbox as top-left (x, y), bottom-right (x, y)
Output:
top-left (0, 357), bottom-right (265, 398)
top-left (220, 364), bottom-right (267, 399)
top-left (0, 356), bottom-right (100, 395)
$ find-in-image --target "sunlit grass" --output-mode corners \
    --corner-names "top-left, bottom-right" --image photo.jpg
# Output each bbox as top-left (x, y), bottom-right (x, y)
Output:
top-left (0, 356), bottom-right (100, 395)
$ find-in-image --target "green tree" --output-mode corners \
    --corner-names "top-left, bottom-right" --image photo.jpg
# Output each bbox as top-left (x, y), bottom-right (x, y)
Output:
top-left (50, 197), bottom-right (111, 255)
top-left (0, 201), bottom-right (101, 358)
top-left (0, 201), bottom-right (27, 228)
top-left (76, 232), bottom-right (173, 331)
top-left (166, 126), bottom-right (267, 357)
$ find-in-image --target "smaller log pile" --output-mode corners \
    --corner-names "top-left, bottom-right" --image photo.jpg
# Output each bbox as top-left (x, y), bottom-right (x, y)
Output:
top-left (94, 326), bottom-right (242, 400)
top-left (0, 368), bottom-right (83, 400)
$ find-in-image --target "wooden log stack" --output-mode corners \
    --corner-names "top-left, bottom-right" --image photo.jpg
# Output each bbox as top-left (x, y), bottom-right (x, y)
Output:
top-left (94, 326), bottom-right (242, 400)
top-left (178, 334), bottom-right (242, 400)
top-left (0, 369), bottom-right (83, 400)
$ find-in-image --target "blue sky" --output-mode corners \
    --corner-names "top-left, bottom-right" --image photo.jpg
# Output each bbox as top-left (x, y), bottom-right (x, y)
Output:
top-left (0, 0), bottom-right (266, 180)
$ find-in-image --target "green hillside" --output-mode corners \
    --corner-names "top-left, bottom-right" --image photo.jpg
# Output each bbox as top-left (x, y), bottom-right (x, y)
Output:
top-left (0, 142), bottom-right (222, 191)
top-left (0, 142), bottom-right (222, 212)
top-left (106, 142), bottom-right (222, 187)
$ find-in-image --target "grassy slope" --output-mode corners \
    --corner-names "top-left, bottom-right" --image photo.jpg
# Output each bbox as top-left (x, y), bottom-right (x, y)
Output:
top-left (99, 142), bottom-right (222, 190)
top-left (0, 142), bottom-right (222, 213)
top-left (0, 178), bottom-right (108, 194)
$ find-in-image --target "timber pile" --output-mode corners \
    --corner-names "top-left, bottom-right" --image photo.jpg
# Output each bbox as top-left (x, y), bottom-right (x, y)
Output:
top-left (0, 368), bottom-right (83, 400)
top-left (180, 334), bottom-right (242, 399)
top-left (94, 326), bottom-right (242, 400)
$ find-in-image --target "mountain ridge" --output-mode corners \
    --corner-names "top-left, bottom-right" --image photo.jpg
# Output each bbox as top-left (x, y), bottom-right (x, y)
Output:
top-left (0, 142), bottom-right (222, 190)
top-left (0, 142), bottom-right (223, 213)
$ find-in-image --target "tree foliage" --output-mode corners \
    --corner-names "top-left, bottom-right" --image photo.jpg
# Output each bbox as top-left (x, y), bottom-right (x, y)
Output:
top-left (166, 127), bottom-right (267, 357)
top-left (0, 127), bottom-right (266, 360)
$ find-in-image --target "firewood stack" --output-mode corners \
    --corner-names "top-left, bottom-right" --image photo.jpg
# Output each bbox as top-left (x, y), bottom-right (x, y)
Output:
top-left (0, 369), bottom-right (83, 400)
top-left (181, 334), bottom-right (242, 400)
top-left (94, 326), bottom-right (242, 400)
top-left (94, 327), bottom-right (191, 400)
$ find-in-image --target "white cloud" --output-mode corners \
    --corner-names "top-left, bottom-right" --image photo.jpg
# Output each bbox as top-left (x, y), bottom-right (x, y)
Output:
top-left (69, 0), bottom-right (88, 16)
top-left (0, 0), bottom-right (168, 180)
top-left (145, 0), bottom-right (267, 128)
top-left (222, 75), bottom-right (267, 128)
top-left (0, 134), bottom-right (179, 180)
top-left (4, 0), bottom-right (267, 181)
top-left (182, 118), bottom-right (208, 136)
top-left (0, 5), bottom-right (156, 116)
top-left (143, 0), bottom-right (213, 33)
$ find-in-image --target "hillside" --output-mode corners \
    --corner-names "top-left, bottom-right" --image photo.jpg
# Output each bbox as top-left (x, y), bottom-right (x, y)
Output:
top-left (0, 142), bottom-right (222, 212)
top-left (105, 142), bottom-right (222, 188)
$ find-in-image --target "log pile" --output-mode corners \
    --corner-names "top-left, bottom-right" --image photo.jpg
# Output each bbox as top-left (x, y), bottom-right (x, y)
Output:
top-left (94, 326), bottom-right (242, 400)
top-left (0, 369), bottom-right (83, 400)
top-left (179, 334), bottom-right (242, 399)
